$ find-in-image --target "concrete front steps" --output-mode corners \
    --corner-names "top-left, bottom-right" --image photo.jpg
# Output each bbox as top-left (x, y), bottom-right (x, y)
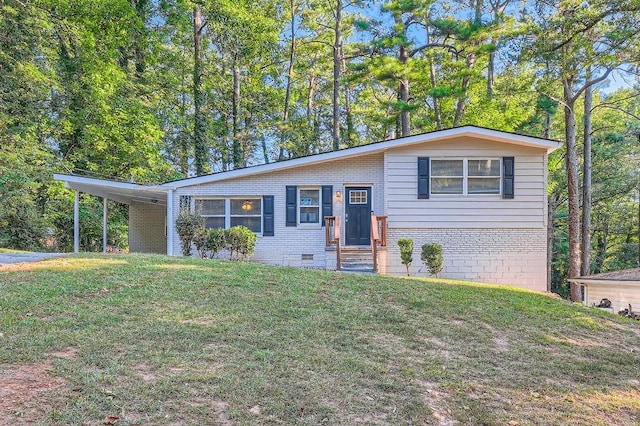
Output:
top-left (339, 246), bottom-right (375, 273)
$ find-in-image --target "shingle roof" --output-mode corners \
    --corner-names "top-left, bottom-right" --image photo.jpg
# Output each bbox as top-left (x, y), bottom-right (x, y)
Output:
top-left (573, 268), bottom-right (640, 281)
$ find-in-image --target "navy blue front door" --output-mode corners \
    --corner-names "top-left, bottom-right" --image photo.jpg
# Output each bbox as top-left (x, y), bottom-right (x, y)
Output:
top-left (345, 187), bottom-right (371, 246)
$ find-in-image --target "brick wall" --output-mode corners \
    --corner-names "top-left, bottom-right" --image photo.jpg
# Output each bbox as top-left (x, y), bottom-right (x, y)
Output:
top-left (171, 153), bottom-right (385, 268)
top-left (384, 228), bottom-right (547, 291)
top-left (129, 202), bottom-right (166, 254)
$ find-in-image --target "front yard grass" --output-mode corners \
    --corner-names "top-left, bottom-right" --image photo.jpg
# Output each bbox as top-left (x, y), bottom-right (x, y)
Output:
top-left (1, 254), bottom-right (639, 425)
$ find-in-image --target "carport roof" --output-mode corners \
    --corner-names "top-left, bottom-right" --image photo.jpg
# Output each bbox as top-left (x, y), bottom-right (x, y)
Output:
top-left (53, 174), bottom-right (168, 206)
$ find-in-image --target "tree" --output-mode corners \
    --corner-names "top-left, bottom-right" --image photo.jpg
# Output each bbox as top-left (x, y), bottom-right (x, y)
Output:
top-left (421, 243), bottom-right (444, 277)
top-left (193, 4), bottom-right (209, 176)
top-left (398, 238), bottom-right (414, 276)
top-left (528, 0), bottom-right (640, 301)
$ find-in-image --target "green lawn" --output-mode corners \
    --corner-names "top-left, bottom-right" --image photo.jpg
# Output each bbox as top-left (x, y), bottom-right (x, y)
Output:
top-left (0, 248), bottom-right (33, 253)
top-left (1, 254), bottom-right (639, 425)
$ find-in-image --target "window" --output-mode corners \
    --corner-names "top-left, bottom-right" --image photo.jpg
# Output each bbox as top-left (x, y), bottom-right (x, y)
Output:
top-left (194, 198), bottom-right (262, 233)
top-left (196, 199), bottom-right (225, 229)
top-left (231, 199), bottom-right (261, 233)
top-left (431, 160), bottom-right (463, 194)
top-left (468, 159), bottom-right (500, 194)
top-left (299, 188), bottom-right (320, 224)
top-left (349, 190), bottom-right (368, 204)
top-left (431, 158), bottom-right (501, 196)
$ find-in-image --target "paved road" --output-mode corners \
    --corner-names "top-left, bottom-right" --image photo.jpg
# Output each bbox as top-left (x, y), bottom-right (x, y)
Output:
top-left (0, 253), bottom-right (67, 265)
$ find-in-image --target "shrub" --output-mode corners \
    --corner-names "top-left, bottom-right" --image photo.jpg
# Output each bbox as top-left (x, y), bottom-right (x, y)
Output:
top-left (193, 227), bottom-right (209, 258)
top-left (175, 208), bottom-right (203, 256)
top-left (421, 243), bottom-right (443, 277)
top-left (207, 228), bottom-right (226, 259)
top-left (397, 238), bottom-right (413, 276)
top-left (226, 226), bottom-right (257, 261)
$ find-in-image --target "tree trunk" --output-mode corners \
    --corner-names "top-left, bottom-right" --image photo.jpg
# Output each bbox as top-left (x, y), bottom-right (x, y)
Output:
top-left (594, 217), bottom-right (608, 274)
top-left (261, 135), bottom-right (269, 164)
top-left (429, 56), bottom-right (442, 130)
top-left (132, 0), bottom-right (148, 77)
top-left (581, 72), bottom-right (593, 277)
top-left (547, 193), bottom-right (557, 292)
top-left (487, 50), bottom-right (495, 98)
top-left (453, 52), bottom-right (475, 127)
top-left (399, 44), bottom-right (410, 137)
top-left (564, 79), bottom-right (581, 301)
top-left (232, 65), bottom-right (241, 168)
top-left (179, 56), bottom-right (189, 177)
top-left (341, 56), bottom-right (354, 146)
top-left (193, 6), bottom-right (209, 176)
top-left (307, 74), bottom-right (316, 129)
top-left (426, 24), bottom-right (442, 130)
top-left (279, 0), bottom-right (296, 161)
top-left (307, 56), bottom-right (319, 156)
top-left (332, 0), bottom-right (343, 150)
top-left (543, 107), bottom-right (553, 139)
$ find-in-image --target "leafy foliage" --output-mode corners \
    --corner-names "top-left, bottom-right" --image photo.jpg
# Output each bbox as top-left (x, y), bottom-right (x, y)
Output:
top-left (397, 238), bottom-right (414, 276)
top-left (226, 226), bottom-right (257, 261)
top-left (175, 209), bottom-right (204, 256)
top-left (421, 243), bottom-right (444, 277)
top-left (2, 0), bottom-right (640, 297)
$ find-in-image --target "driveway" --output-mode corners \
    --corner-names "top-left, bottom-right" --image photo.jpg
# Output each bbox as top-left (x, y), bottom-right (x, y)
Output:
top-left (0, 253), bottom-right (67, 265)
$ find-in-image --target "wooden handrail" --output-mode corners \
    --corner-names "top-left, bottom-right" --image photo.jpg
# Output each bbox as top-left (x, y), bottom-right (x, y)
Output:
top-left (325, 216), bottom-right (341, 270)
top-left (371, 215), bottom-right (378, 272)
top-left (335, 216), bottom-right (341, 270)
top-left (378, 216), bottom-right (387, 247)
top-left (325, 216), bottom-right (336, 246)
top-left (370, 215), bottom-right (388, 272)
top-left (371, 215), bottom-right (379, 242)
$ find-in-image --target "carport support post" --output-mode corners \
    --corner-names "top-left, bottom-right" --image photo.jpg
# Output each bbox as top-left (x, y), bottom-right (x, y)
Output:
top-left (102, 198), bottom-right (108, 253)
top-left (74, 190), bottom-right (80, 253)
top-left (167, 189), bottom-right (174, 256)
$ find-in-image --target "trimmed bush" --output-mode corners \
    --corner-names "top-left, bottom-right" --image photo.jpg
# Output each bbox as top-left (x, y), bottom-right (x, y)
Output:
top-left (421, 243), bottom-right (443, 277)
top-left (397, 238), bottom-right (414, 276)
top-left (226, 226), bottom-right (257, 261)
top-left (193, 227), bottom-right (209, 258)
top-left (175, 209), bottom-right (203, 256)
top-left (206, 228), bottom-right (226, 259)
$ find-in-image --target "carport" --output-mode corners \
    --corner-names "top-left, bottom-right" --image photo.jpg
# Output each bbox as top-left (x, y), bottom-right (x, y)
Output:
top-left (53, 174), bottom-right (172, 255)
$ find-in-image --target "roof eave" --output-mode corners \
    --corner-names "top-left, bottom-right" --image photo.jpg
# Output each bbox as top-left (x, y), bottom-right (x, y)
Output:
top-left (166, 126), bottom-right (562, 188)
top-left (568, 278), bottom-right (640, 286)
top-left (53, 174), bottom-right (168, 205)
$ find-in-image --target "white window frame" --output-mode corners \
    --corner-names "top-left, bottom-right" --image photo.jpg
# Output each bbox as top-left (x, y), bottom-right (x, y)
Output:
top-left (193, 197), bottom-right (263, 234)
top-left (229, 198), bottom-right (262, 233)
top-left (194, 198), bottom-right (226, 229)
top-left (430, 158), bottom-right (501, 196)
top-left (298, 187), bottom-right (321, 226)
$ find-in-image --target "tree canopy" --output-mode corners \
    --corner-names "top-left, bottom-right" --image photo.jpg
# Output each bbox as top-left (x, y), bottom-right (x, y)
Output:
top-left (1, 0), bottom-right (639, 297)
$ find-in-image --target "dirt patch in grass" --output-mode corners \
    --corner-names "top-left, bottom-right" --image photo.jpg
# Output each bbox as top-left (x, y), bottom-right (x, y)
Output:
top-left (0, 360), bottom-right (69, 425)
top-left (187, 396), bottom-right (233, 425)
top-left (49, 347), bottom-right (80, 359)
top-left (0, 347), bottom-right (79, 425)
top-left (415, 379), bottom-right (456, 425)
top-left (482, 322), bottom-right (510, 351)
top-left (181, 316), bottom-right (216, 325)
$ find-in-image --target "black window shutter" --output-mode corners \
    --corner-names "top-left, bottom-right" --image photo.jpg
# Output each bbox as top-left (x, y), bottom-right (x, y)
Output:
top-left (286, 186), bottom-right (297, 226)
top-left (418, 157), bottom-right (430, 199)
top-left (263, 195), bottom-right (274, 236)
top-left (321, 185), bottom-right (333, 227)
top-left (503, 157), bottom-right (514, 199)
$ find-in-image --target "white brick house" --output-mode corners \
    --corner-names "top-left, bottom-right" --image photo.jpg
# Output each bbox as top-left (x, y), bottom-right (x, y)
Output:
top-left (55, 126), bottom-right (561, 291)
